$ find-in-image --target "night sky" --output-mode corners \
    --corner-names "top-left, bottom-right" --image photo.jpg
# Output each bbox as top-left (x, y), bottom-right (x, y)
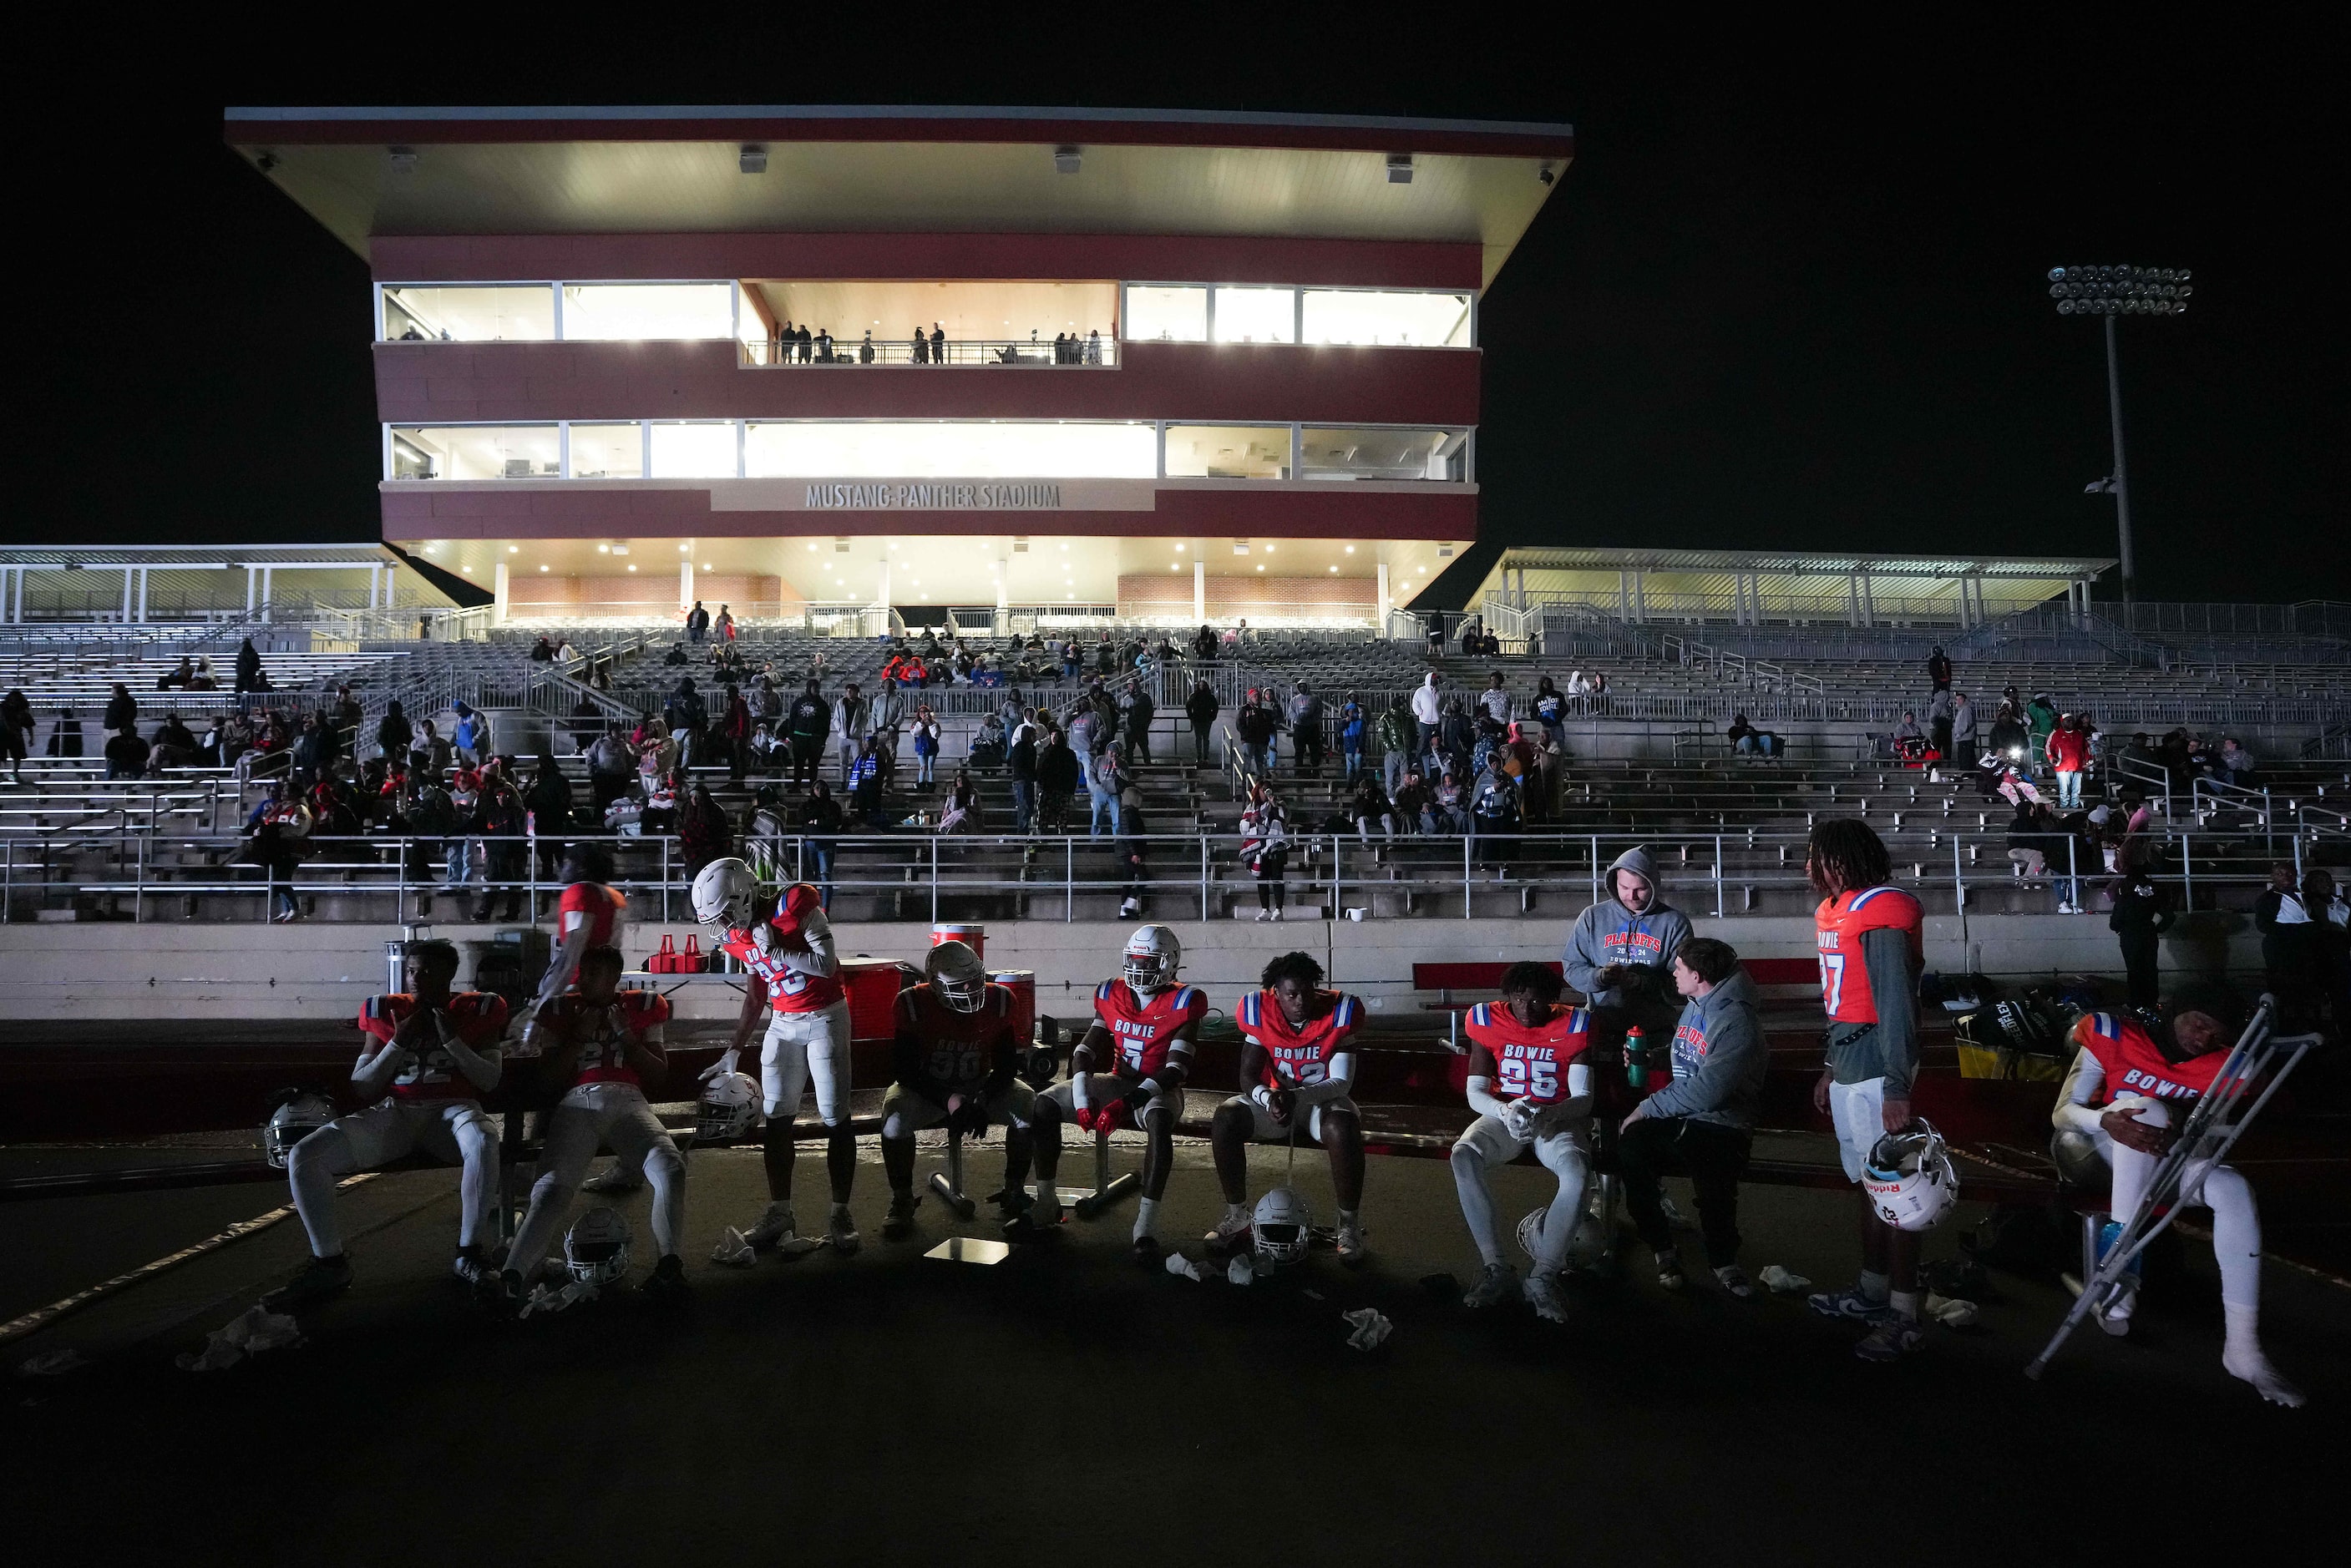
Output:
top-left (22, 21), bottom-right (2344, 604)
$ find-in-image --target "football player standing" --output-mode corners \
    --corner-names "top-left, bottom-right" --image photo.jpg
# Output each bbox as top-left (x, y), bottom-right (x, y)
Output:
top-left (269, 938), bottom-right (509, 1308)
top-left (1205, 952), bottom-right (1370, 1265)
top-left (694, 861), bottom-right (859, 1257)
top-left (2050, 984), bottom-right (2303, 1405)
top-left (1451, 962), bottom-right (1592, 1323)
top-left (501, 945), bottom-right (689, 1302)
top-left (1803, 819), bottom-right (1933, 1360)
top-left (878, 941), bottom-right (1041, 1238)
top-left (1033, 924), bottom-right (1203, 1257)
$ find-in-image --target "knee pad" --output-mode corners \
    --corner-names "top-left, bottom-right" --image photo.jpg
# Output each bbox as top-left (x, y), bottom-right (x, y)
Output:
top-left (880, 1114), bottom-right (915, 1141)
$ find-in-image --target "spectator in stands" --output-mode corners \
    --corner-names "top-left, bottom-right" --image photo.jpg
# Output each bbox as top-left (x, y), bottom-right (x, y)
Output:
top-left (717, 605), bottom-right (736, 642)
top-left (1727, 713), bottom-right (1780, 758)
top-left (2306, 869), bottom-right (2351, 1033)
top-left (1391, 770), bottom-right (1431, 835)
top-left (1948, 690), bottom-right (1979, 770)
top-left (104, 683), bottom-right (137, 735)
top-left (936, 766), bottom-right (980, 834)
top-left (1118, 680), bottom-right (1155, 766)
top-left (1115, 790), bottom-right (1149, 919)
top-left (1563, 847), bottom-right (1691, 1046)
top-left (797, 780), bottom-right (844, 909)
top-left (2045, 713), bottom-right (2089, 807)
top-left (664, 642), bottom-right (690, 667)
top-left (1428, 768), bottom-right (1465, 834)
top-left (2006, 800), bottom-right (2056, 888)
top-left (1348, 773), bottom-right (1397, 842)
top-left (1194, 624), bottom-right (1218, 661)
top-left (1533, 676), bottom-right (1566, 751)
top-left (890, 702), bottom-right (930, 788)
top-left (2110, 869), bottom-right (2175, 1009)
top-left (2026, 693), bottom-right (2059, 773)
top-left (1926, 687), bottom-right (1955, 761)
top-left (468, 778), bottom-right (529, 922)
top-left (1183, 677), bottom-right (1219, 767)
top-left (158, 657), bottom-right (195, 690)
top-left (585, 724), bottom-right (635, 811)
top-left (1095, 744), bottom-right (1136, 834)
top-left (1618, 935), bottom-right (1767, 1296)
top-left (755, 674), bottom-right (783, 730)
top-left (451, 702), bottom-right (489, 767)
top-left (1927, 645), bottom-right (1952, 695)
top-left (2257, 863), bottom-right (2319, 1021)
top-left (1893, 710), bottom-right (1923, 744)
top-left (406, 718), bottom-right (450, 781)
top-left (677, 780), bottom-right (732, 883)
top-left (714, 684), bottom-right (749, 783)
top-left (1988, 695), bottom-right (2026, 766)
top-left (523, 753), bottom-right (572, 886)
top-left (1371, 695), bottom-right (1411, 797)
top-left (1233, 690), bottom-right (1277, 779)
top-left (2220, 736), bottom-right (2257, 786)
top-left (1425, 614), bottom-right (1447, 655)
top-left (372, 701), bottom-right (412, 764)
top-left (1467, 760), bottom-right (1519, 878)
top-left (1035, 725), bottom-right (1078, 834)
top-left (1242, 795), bottom-right (1289, 921)
top-left (1287, 681), bottom-right (1325, 777)
top-left (528, 636), bottom-right (556, 664)
top-left (242, 777), bottom-right (312, 922)
top-left (685, 600), bottom-right (710, 645)
top-left (1335, 691), bottom-right (1368, 783)
top-left (1478, 671), bottom-right (1512, 726)
top-left (149, 713), bottom-right (198, 772)
top-left (786, 680), bottom-right (829, 789)
top-left (1006, 716), bottom-right (1037, 829)
top-left (234, 638), bottom-right (267, 695)
top-left (1438, 696), bottom-right (1475, 781)
top-left (0, 688), bottom-right (31, 784)
top-left (1459, 618), bottom-right (1482, 656)
top-left (842, 736), bottom-right (886, 826)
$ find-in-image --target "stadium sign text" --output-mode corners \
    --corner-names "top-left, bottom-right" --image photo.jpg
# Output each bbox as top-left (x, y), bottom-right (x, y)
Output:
top-left (804, 483), bottom-right (1064, 510)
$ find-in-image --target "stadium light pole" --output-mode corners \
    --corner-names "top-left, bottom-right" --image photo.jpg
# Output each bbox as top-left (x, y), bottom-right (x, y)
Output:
top-left (2048, 265), bottom-right (2191, 606)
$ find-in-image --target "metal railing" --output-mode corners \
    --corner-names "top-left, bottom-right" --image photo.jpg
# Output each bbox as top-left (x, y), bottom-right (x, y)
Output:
top-left (739, 336), bottom-right (1117, 369)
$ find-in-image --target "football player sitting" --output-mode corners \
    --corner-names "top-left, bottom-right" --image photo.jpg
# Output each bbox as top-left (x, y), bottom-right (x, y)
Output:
top-left (1033, 924), bottom-right (1203, 1257)
top-left (499, 945), bottom-right (688, 1304)
top-left (1451, 962), bottom-right (1592, 1323)
top-left (694, 861), bottom-right (859, 1257)
top-left (2050, 983), bottom-right (2303, 1406)
top-left (1205, 951), bottom-right (1369, 1265)
top-left (879, 941), bottom-right (1043, 1239)
top-left (269, 938), bottom-right (509, 1309)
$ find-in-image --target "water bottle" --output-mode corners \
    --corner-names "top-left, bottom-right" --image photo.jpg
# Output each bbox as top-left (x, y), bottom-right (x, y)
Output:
top-left (1624, 1025), bottom-right (1650, 1092)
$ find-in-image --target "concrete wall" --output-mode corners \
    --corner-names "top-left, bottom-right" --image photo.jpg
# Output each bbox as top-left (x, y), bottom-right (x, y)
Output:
top-left (0, 910), bottom-right (2262, 1024)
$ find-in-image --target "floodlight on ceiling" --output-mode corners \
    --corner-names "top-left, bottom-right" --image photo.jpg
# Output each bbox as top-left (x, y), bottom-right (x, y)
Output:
top-left (387, 146), bottom-right (419, 175)
top-left (1053, 144), bottom-right (1082, 175)
top-left (1386, 154), bottom-right (1415, 185)
top-left (739, 144), bottom-right (768, 175)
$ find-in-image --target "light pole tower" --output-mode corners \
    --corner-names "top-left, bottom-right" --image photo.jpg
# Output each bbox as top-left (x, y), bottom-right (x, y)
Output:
top-left (2048, 265), bottom-right (2191, 606)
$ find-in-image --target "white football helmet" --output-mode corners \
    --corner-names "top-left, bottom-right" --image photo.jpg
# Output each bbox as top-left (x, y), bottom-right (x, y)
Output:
top-left (1252, 1187), bottom-right (1312, 1268)
top-left (691, 857), bottom-right (758, 933)
top-left (927, 938), bottom-right (989, 1014)
top-left (1121, 924), bottom-right (1181, 996)
top-left (696, 1070), bottom-right (761, 1143)
top-left (1862, 1119), bottom-right (1959, 1232)
top-left (263, 1093), bottom-right (336, 1169)
top-left (1518, 1203), bottom-right (1610, 1272)
top-left (565, 1206), bottom-right (633, 1286)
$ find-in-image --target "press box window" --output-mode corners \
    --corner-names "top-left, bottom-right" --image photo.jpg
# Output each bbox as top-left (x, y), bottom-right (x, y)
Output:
top-left (381, 286), bottom-right (555, 342)
top-left (561, 284), bottom-right (735, 341)
top-left (568, 423), bottom-right (644, 480)
top-left (388, 426), bottom-right (560, 481)
top-left (1163, 425), bottom-right (1290, 480)
top-left (1121, 286), bottom-right (1207, 342)
top-left (1211, 286), bottom-right (1296, 344)
top-left (1300, 427), bottom-right (1466, 482)
top-left (649, 422), bottom-right (739, 478)
top-left (1302, 291), bottom-right (1472, 347)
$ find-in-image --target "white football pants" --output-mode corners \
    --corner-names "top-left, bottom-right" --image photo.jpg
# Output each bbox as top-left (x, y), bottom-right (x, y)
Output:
top-left (1451, 1115), bottom-right (1589, 1272)
top-left (763, 1001), bottom-right (854, 1124)
top-left (508, 1082), bottom-right (688, 1278)
top-left (287, 1100), bottom-right (499, 1257)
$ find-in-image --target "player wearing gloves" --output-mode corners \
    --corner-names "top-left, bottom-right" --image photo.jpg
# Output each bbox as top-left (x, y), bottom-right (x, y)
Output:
top-left (693, 861), bottom-right (859, 1257)
top-left (879, 941), bottom-right (1039, 1239)
top-left (1206, 952), bottom-right (1370, 1264)
top-left (269, 939), bottom-right (508, 1309)
top-left (1618, 938), bottom-right (1768, 1297)
top-left (1033, 924), bottom-right (1203, 1256)
top-left (1803, 819), bottom-right (1933, 1361)
top-left (499, 946), bottom-right (689, 1306)
top-left (2049, 987), bottom-right (2303, 1406)
top-left (1451, 962), bottom-right (1593, 1323)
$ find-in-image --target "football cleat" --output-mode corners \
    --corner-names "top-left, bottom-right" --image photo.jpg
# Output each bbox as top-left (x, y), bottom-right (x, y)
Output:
top-left (1462, 1262), bottom-right (1521, 1310)
top-left (1131, 1233), bottom-right (1163, 1265)
top-left (1808, 1286), bottom-right (1899, 1323)
top-left (265, 1253), bottom-right (352, 1312)
top-left (1334, 1212), bottom-right (1366, 1267)
top-left (582, 1163), bottom-right (646, 1196)
top-left (450, 1249), bottom-right (494, 1288)
top-left (827, 1206), bottom-right (861, 1256)
top-left (1203, 1206), bottom-right (1254, 1257)
top-left (1712, 1264), bottom-right (1758, 1301)
top-left (640, 1254), bottom-right (690, 1303)
top-left (1654, 1249), bottom-right (1687, 1292)
top-left (881, 1193), bottom-right (920, 1241)
top-left (1523, 1272), bottom-right (1570, 1324)
top-left (1853, 1318), bottom-right (1928, 1362)
top-left (742, 1203), bottom-right (797, 1250)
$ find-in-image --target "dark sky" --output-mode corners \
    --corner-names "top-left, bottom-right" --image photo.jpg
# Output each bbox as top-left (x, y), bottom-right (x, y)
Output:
top-left (22, 19), bottom-right (2345, 604)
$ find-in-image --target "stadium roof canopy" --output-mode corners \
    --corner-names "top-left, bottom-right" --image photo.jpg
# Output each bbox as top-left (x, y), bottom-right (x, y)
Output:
top-left (1487, 546), bottom-right (2115, 581)
top-left (224, 105), bottom-right (1578, 286)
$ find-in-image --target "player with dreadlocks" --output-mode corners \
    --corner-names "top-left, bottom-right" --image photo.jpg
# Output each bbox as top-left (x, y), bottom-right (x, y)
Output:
top-left (1802, 817), bottom-right (1932, 1361)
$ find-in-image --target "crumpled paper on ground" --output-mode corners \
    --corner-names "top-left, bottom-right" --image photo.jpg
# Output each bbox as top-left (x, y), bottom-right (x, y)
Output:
top-left (177, 1306), bottom-right (303, 1372)
top-left (18, 1348), bottom-right (90, 1378)
top-left (1758, 1264), bottom-right (1812, 1295)
top-left (1342, 1308), bottom-right (1393, 1352)
top-left (1164, 1252), bottom-right (1203, 1282)
top-left (1226, 1255), bottom-right (1255, 1287)
top-left (773, 1234), bottom-right (824, 1260)
top-left (1925, 1291), bottom-right (1979, 1328)
top-left (709, 1227), bottom-right (757, 1267)
top-left (520, 1278), bottom-right (600, 1318)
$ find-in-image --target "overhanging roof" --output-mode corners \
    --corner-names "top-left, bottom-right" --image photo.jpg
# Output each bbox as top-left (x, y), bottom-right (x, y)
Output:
top-left (1493, 546), bottom-right (2114, 581)
top-left (225, 105), bottom-right (1575, 288)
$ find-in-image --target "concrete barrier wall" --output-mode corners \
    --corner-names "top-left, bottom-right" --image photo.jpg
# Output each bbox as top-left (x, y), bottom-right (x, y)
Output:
top-left (0, 908), bottom-right (2265, 1024)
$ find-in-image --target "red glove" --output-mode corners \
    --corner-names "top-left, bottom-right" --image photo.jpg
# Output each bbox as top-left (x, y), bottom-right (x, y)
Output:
top-left (1074, 1103), bottom-right (1100, 1134)
top-left (1090, 1098), bottom-right (1132, 1136)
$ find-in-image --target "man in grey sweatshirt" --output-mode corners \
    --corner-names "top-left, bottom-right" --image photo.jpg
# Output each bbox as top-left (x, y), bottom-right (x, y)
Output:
top-left (1617, 937), bottom-right (1766, 1296)
top-left (1562, 846), bottom-right (1692, 1044)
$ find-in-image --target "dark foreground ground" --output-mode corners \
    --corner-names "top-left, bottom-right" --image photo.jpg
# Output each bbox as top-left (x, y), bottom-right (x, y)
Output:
top-left (3, 1130), bottom-right (2343, 1565)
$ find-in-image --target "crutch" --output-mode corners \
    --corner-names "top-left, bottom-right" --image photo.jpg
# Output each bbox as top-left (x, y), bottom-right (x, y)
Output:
top-left (930, 1118), bottom-right (977, 1220)
top-left (2026, 997), bottom-right (2318, 1379)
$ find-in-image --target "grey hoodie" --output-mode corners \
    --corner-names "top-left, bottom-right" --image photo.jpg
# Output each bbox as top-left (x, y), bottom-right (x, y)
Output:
top-left (1561, 847), bottom-right (1692, 1007)
top-left (1639, 967), bottom-right (1767, 1130)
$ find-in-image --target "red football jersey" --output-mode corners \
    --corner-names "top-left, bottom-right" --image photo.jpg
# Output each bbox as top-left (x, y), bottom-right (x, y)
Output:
top-left (544, 990), bottom-right (671, 1088)
top-left (358, 992), bottom-right (509, 1101)
top-left (1092, 981), bottom-right (1206, 1078)
top-left (1815, 886), bottom-right (1924, 1024)
top-left (2071, 1011), bottom-right (2227, 1104)
top-left (1465, 1001), bottom-right (1591, 1106)
top-left (1239, 989), bottom-right (1364, 1090)
top-left (896, 982), bottom-right (1019, 1091)
top-left (721, 922), bottom-right (845, 1013)
top-left (557, 881), bottom-right (626, 948)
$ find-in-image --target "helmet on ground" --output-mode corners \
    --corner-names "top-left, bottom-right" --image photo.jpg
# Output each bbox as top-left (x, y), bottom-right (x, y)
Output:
top-left (926, 939), bottom-right (989, 1014)
top-left (1252, 1187), bottom-right (1311, 1268)
top-left (692, 857), bottom-right (758, 933)
top-left (264, 1092), bottom-right (337, 1168)
top-left (1122, 924), bottom-right (1182, 995)
top-left (1517, 1203), bottom-right (1610, 1272)
top-left (1862, 1120), bottom-right (1959, 1232)
top-left (565, 1206), bottom-right (633, 1286)
top-left (696, 1071), bottom-right (761, 1143)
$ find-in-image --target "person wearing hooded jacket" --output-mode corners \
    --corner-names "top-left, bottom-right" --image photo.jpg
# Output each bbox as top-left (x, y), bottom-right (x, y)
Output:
top-left (1617, 938), bottom-right (1768, 1296)
top-left (1561, 846), bottom-right (1692, 1048)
